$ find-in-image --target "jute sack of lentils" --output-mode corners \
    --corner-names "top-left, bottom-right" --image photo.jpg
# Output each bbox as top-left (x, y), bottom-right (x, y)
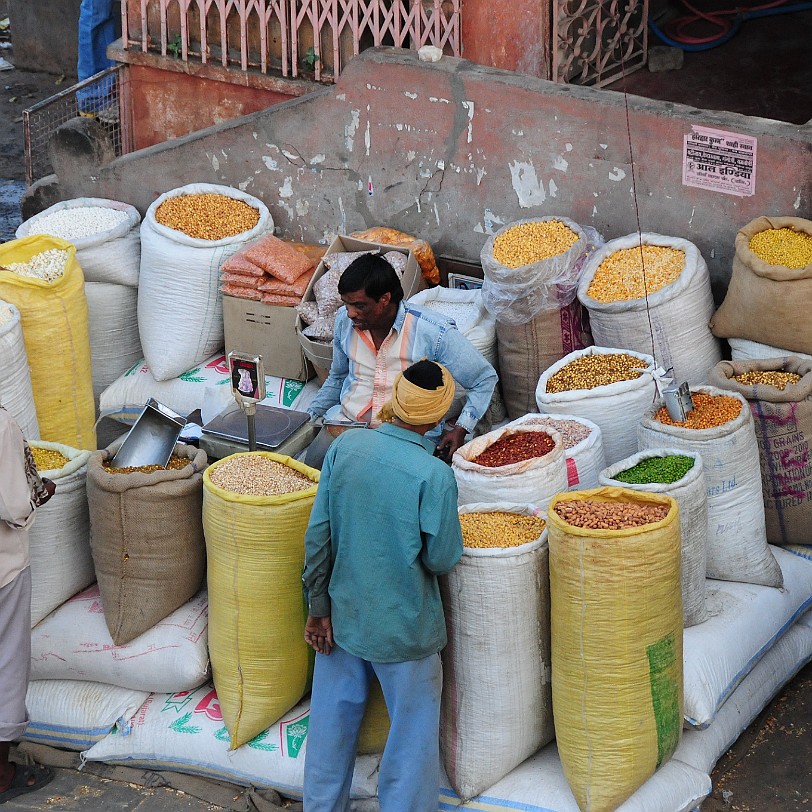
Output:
top-left (203, 452), bottom-right (319, 749)
top-left (709, 358), bottom-right (812, 546)
top-left (548, 488), bottom-right (682, 812)
top-left (710, 216), bottom-right (812, 356)
top-left (139, 184), bottom-right (273, 382)
top-left (599, 449), bottom-right (708, 627)
top-left (0, 236), bottom-right (96, 449)
top-left (17, 198), bottom-right (141, 287)
top-left (637, 385), bottom-right (783, 588)
top-left (441, 504), bottom-right (551, 800)
top-left (86, 441), bottom-right (207, 645)
top-left (578, 233), bottom-right (721, 385)
top-left (0, 300), bottom-right (39, 439)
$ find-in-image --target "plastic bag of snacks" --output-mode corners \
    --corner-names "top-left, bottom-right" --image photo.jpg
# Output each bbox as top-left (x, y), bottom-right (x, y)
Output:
top-left (600, 450), bottom-right (708, 627)
top-left (441, 504), bottom-right (552, 800)
top-left (351, 226), bottom-right (439, 285)
top-left (710, 216), bottom-right (812, 356)
top-left (709, 358), bottom-right (812, 547)
top-left (548, 488), bottom-right (682, 812)
top-left (578, 233), bottom-right (721, 385)
top-left (0, 300), bottom-right (39, 439)
top-left (637, 386), bottom-right (783, 587)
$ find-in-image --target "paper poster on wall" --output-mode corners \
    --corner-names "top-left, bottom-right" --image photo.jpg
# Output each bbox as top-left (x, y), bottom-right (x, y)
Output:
top-left (682, 126), bottom-right (757, 197)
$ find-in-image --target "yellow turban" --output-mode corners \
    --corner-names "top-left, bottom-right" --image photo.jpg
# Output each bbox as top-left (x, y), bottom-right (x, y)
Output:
top-left (377, 362), bottom-right (455, 426)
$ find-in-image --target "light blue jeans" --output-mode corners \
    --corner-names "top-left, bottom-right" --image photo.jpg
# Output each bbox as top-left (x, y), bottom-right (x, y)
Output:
top-left (304, 645), bottom-right (442, 811)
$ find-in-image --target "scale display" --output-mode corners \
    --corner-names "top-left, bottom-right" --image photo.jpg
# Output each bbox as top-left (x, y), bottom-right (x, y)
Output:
top-left (228, 352), bottom-right (266, 404)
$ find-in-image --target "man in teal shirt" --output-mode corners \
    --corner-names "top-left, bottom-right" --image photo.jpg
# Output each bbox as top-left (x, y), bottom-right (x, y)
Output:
top-left (302, 360), bottom-right (463, 810)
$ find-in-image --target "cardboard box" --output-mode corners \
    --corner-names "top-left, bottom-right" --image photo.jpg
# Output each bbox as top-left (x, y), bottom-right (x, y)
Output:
top-left (223, 294), bottom-right (314, 382)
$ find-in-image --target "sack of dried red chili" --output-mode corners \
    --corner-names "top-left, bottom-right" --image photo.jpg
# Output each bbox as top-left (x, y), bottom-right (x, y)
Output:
top-left (452, 426), bottom-right (567, 509)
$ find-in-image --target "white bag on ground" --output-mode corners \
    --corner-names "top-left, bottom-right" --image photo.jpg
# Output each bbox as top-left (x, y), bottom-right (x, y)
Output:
top-left (578, 233), bottom-right (721, 384)
top-left (0, 300), bottom-right (39, 439)
top-left (452, 426), bottom-right (566, 509)
top-left (17, 198), bottom-right (141, 287)
top-left (729, 337), bottom-right (812, 362)
top-left (27, 441), bottom-right (93, 626)
top-left (638, 386), bottom-right (783, 588)
top-left (31, 585), bottom-right (209, 693)
top-left (600, 450), bottom-right (708, 627)
top-left (441, 504), bottom-right (552, 800)
top-left (536, 346), bottom-right (663, 466)
top-left (138, 184), bottom-right (273, 381)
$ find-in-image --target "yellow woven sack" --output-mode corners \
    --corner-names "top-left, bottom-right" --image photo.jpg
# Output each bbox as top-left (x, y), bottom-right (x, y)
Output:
top-left (0, 236), bottom-right (95, 449)
top-left (547, 487), bottom-right (683, 812)
top-left (357, 679), bottom-right (390, 754)
top-left (203, 452), bottom-right (319, 749)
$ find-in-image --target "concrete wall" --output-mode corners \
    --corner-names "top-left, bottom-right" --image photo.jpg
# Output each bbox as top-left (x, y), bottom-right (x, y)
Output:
top-left (47, 48), bottom-right (812, 296)
top-left (10, 0), bottom-right (82, 75)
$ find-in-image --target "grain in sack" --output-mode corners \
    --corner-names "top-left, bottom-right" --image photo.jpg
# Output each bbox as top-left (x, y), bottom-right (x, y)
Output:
top-left (548, 488), bottom-right (683, 812)
top-left (0, 300), bottom-right (38, 439)
top-left (441, 504), bottom-right (552, 800)
top-left (637, 385), bottom-right (783, 587)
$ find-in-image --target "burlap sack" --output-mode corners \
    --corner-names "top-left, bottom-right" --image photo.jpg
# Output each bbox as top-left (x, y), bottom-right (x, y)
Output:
top-left (497, 300), bottom-right (592, 419)
top-left (710, 216), bottom-right (812, 356)
top-left (86, 441), bottom-right (207, 645)
top-left (709, 358), bottom-right (812, 546)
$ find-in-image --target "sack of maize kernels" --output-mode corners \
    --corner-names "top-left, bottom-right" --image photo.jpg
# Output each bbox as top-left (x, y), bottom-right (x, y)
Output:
top-left (709, 358), bottom-right (812, 546)
top-left (536, 346), bottom-right (665, 466)
top-left (638, 385), bottom-right (783, 587)
top-left (548, 488), bottom-right (683, 812)
top-left (27, 442), bottom-right (94, 626)
top-left (578, 233), bottom-right (721, 385)
top-left (0, 300), bottom-right (39, 439)
top-left (452, 425), bottom-right (567, 510)
top-left (710, 215), bottom-right (812, 356)
top-left (0, 236), bottom-right (96, 449)
top-left (17, 198), bottom-right (141, 287)
top-left (203, 452), bottom-right (319, 748)
top-left (441, 503), bottom-right (552, 800)
top-left (138, 183), bottom-right (273, 381)
top-left (599, 449), bottom-right (708, 627)
top-left (728, 337), bottom-right (812, 363)
top-left (86, 441), bottom-right (207, 645)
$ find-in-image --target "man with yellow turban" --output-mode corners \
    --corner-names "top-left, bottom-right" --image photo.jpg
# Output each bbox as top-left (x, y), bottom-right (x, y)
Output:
top-left (302, 359), bottom-right (463, 811)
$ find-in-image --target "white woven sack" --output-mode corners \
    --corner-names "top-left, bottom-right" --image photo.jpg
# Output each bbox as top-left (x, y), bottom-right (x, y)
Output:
top-left (578, 233), bottom-right (721, 385)
top-left (599, 449), bottom-right (708, 627)
top-left (638, 386), bottom-right (782, 588)
top-left (507, 412), bottom-right (605, 491)
top-left (729, 337), bottom-right (812, 362)
top-left (28, 441), bottom-right (93, 626)
top-left (452, 426), bottom-right (567, 509)
top-left (441, 504), bottom-right (552, 801)
top-left (22, 679), bottom-right (148, 751)
top-left (85, 282), bottom-right (143, 402)
top-left (138, 184), bottom-right (273, 381)
top-left (17, 198), bottom-right (141, 287)
top-left (84, 682), bottom-right (381, 800)
top-left (31, 585), bottom-right (209, 693)
top-left (0, 300), bottom-right (39, 439)
top-left (536, 346), bottom-right (664, 466)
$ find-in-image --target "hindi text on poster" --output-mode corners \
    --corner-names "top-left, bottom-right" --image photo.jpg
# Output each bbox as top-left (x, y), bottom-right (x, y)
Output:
top-left (683, 126), bottom-right (757, 197)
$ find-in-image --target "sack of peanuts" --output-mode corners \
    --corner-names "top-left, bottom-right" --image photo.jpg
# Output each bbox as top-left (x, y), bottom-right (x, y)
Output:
top-left (637, 385), bottom-right (783, 588)
top-left (710, 216), bottom-right (812, 356)
top-left (599, 450), bottom-right (708, 627)
top-left (452, 426), bottom-right (567, 509)
top-left (728, 337), bottom-right (812, 363)
top-left (0, 300), bottom-right (39, 439)
top-left (139, 184), bottom-right (273, 382)
top-left (709, 358), bottom-right (812, 547)
top-left (536, 347), bottom-right (666, 466)
top-left (17, 198), bottom-right (141, 287)
top-left (547, 488), bottom-right (683, 812)
top-left (507, 413), bottom-right (606, 491)
top-left (441, 504), bottom-right (552, 800)
top-left (203, 452), bottom-right (319, 748)
top-left (578, 233), bottom-right (721, 385)
top-left (86, 441), bottom-right (208, 645)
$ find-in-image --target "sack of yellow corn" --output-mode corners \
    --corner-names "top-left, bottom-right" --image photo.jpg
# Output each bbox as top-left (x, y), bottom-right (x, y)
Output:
top-left (548, 488), bottom-right (683, 812)
top-left (0, 299), bottom-right (39, 440)
top-left (710, 215), bottom-right (812, 356)
top-left (578, 233), bottom-right (721, 385)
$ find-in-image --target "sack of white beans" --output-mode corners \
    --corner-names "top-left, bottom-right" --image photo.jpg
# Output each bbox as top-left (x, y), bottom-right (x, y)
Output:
top-left (0, 300), bottom-right (39, 439)
top-left (17, 198), bottom-right (141, 287)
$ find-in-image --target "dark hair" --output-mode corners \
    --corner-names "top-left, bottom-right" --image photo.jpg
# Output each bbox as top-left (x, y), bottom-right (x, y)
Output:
top-left (337, 253), bottom-right (404, 304)
top-left (403, 359), bottom-right (444, 390)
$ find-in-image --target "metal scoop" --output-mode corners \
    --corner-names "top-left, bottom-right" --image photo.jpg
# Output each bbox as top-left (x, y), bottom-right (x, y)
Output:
top-left (109, 398), bottom-right (187, 469)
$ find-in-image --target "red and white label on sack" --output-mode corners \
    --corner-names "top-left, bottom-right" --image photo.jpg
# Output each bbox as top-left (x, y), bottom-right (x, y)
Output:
top-left (566, 457), bottom-right (580, 487)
